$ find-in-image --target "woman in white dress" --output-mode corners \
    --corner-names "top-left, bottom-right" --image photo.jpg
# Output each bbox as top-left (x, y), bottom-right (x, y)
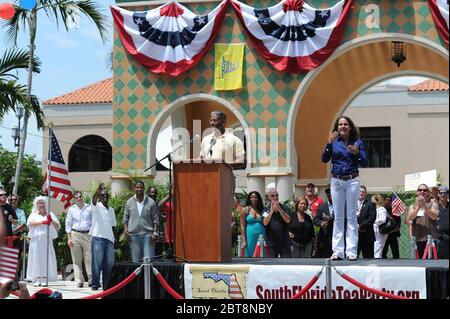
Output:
top-left (26, 196), bottom-right (60, 286)
top-left (372, 194), bottom-right (388, 259)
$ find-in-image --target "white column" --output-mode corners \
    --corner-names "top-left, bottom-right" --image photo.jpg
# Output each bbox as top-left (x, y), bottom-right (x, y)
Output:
top-left (111, 178), bottom-right (129, 196)
top-left (247, 176), bottom-right (265, 197)
top-left (276, 175), bottom-right (293, 203)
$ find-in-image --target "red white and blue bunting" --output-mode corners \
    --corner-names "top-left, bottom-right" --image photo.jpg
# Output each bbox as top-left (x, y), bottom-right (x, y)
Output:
top-left (111, 0), bottom-right (228, 76)
top-left (427, 0), bottom-right (449, 44)
top-left (231, 0), bottom-right (353, 73)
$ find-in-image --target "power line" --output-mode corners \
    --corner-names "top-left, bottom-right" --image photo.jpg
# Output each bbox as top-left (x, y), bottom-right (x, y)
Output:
top-left (0, 124), bottom-right (112, 155)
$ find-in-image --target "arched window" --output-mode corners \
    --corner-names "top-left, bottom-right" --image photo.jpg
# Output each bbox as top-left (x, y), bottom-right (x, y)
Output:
top-left (68, 135), bottom-right (112, 172)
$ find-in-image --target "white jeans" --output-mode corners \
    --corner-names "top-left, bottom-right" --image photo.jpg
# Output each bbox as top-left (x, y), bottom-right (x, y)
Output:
top-left (374, 227), bottom-right (388, 258)
top-left (331, 176), bottom-right (360, 258)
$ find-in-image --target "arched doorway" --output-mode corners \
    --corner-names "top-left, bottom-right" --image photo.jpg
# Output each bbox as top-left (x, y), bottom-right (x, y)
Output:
top-left (68, 135), bottom-right (112, 172)
top-left (146, 94), bottom-right (252, 177)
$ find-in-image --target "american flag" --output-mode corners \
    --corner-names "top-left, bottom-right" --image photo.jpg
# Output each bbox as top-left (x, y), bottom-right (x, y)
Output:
top-left (392, 193), bottom-right (406, 217)
top-left (0, 246), bottom-right (19, 283)
top-left (42, 130), bottom-right (73, 209)
top-left (203, 272), bottom-right (244, 299)
top-left (228, 273), bottom-right (244, 299)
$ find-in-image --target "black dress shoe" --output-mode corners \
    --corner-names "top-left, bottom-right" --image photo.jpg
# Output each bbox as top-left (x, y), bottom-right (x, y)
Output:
top-left (330, 255), bottom-right (343, 261)
top-left (91, 286), bottom-right (99, 291)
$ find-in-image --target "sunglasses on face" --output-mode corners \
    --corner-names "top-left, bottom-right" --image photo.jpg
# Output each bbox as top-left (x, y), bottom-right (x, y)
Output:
top-left (417, 189), bottom-right (428, 192)
top-left (0, 194), bottom-right (6, 197)
top-left (10, 199), bottom-right (18, 201)
top-left (75, 196), bottom-right (83, 199)
top-left (439, 192), bottom-right (448, 195)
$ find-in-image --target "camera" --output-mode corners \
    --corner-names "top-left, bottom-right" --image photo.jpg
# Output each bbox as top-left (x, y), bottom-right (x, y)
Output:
top-left (7, 280), bottom-right (20, 291)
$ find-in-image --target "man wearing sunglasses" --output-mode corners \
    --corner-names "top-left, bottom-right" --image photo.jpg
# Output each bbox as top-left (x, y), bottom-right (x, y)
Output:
top-left (66, 191), bottom-right (92, 288)
top-left (0, 190), bottom-right (17, 237)
top-left (408, 184), bottom-right (438, 257)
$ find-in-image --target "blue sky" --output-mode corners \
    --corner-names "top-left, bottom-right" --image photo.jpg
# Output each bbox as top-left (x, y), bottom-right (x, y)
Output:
top-left (0, 0), bottom-right (115, 160)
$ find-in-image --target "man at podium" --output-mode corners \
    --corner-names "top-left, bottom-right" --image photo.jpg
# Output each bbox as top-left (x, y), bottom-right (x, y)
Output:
top-left (199, 111), bottom-right (246, 169)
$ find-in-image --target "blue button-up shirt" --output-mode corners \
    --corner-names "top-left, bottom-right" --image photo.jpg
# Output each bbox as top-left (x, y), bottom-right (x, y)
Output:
top-left (321, 138), bottom-right (368, 175)
top-left (65, 203), bottom-right (92, 233)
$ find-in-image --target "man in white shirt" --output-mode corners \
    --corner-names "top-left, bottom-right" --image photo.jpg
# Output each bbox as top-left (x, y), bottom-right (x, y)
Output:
top-left (200, 111), bottom-right (246, 169)
top-left (90, 185), bottom-right (116, 291)
top-left (66, 191), bottom-right (92, 288)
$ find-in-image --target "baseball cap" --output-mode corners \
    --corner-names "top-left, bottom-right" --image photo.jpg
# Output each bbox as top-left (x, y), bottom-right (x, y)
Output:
top-left (438, 185), bottom-right (448, 193)
top-left (30, 288), bottom-right (53, 299)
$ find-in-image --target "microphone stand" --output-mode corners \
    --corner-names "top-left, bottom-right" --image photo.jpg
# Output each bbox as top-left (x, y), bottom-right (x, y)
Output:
top-left (144, 136), bottom-right (197, 263)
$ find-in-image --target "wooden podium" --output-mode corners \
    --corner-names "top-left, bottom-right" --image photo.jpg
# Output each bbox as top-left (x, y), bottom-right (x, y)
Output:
top-left (173, 162), bottom-right (233, 262)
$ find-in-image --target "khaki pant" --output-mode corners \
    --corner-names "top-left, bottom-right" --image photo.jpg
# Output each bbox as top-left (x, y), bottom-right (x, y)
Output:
top-left (70, 231), bottom-right (92, 285)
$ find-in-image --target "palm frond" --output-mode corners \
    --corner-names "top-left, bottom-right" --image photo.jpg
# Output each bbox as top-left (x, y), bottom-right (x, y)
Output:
top-left (0, 79), bottom-right (44, 129)
top-left (0, 80), bottom-right (29, 117)
top-left (27, 94), bottom-right (45, 129)
top-left (0, 6), bottom-right (28, 46)
top-left (37, 0), bottom-right (110, 43)
top-left (75, 0), bottom-right (110, 43)
top-left (0, 48), bottom-right (41, 78)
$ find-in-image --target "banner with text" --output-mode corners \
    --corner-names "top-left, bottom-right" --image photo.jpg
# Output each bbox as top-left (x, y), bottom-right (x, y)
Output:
top-left (247, 265), bottom-right (426, 299)
top-left (185, 264), bottom-right (250, 299)
top-left (405, 169), bottom-right (438, 191)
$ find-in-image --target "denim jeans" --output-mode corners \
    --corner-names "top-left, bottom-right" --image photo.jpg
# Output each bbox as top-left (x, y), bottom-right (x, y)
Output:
top-left (129, 234), bottom-right (155, 262)
top-left (91, 236), bottom-right (114, 289)
top-left (331, 176), bottom-right (360, 258)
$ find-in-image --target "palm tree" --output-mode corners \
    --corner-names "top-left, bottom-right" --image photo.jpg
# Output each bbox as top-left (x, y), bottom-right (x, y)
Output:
top-left (0, 48), bottom-right (44, 127)
top-left (2, 0), bottom-right (110, 194)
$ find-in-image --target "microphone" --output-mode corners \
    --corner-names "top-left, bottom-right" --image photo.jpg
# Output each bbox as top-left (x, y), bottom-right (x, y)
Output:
top-left (145, 135), bottom-right (200, 172)
top-left (207, 138), bottom-right (216, 158)
top-left (191, 134), bottom-right (200, 142)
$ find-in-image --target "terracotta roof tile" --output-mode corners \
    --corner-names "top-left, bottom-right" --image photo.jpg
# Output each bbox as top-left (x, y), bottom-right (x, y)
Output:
top-left (43, 78), bottom-right (113, 105)
top-left (408, 79), bottom-right (449, 92)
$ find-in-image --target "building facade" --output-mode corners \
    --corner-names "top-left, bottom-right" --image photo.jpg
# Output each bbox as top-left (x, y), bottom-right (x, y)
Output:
top-left (43, 0), bottom-right (449, 203)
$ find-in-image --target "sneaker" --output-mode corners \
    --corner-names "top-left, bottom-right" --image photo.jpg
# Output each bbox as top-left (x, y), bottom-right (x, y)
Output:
top-left (33, 281), bottom-right (41, 287)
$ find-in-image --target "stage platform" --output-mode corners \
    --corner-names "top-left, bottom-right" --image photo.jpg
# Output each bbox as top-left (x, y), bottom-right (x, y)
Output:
top-left (104, 258), bottom-right (449, 299)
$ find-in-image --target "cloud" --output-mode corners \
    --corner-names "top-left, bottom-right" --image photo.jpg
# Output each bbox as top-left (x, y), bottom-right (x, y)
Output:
top-left (79, 27), bottom-right (109, 42)
top-left (383, 76), bottom-right (428, 86)
top-left (45, 34), bottom-right (81, 49)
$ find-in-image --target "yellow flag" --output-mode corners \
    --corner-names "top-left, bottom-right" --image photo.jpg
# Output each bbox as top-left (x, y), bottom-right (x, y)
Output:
top-left (214, 43), bottom-right (245, 91)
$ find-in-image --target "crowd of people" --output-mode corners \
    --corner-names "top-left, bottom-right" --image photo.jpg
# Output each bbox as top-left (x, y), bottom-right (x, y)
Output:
top-left (235, 182), bottom-right (449, 260)
top-left (0, 181), bottom-right (164, 294)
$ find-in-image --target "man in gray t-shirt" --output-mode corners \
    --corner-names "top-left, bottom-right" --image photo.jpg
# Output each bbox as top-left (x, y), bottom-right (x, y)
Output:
top-left (123, 180), bottom-right (159, 262)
